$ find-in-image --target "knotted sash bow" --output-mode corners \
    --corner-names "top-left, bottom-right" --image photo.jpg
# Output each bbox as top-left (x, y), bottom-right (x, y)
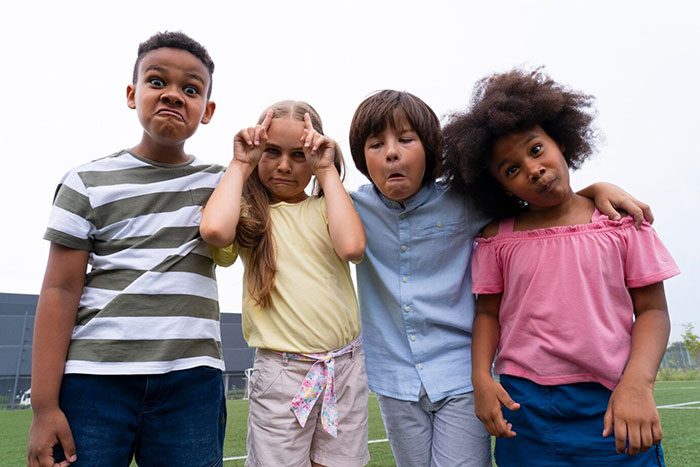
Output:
top-left (284, 338), bottom-right (361, 438)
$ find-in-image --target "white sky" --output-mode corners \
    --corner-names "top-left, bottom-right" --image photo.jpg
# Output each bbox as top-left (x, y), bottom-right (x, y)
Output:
top-left (1, 0), bottom-right (697, 342)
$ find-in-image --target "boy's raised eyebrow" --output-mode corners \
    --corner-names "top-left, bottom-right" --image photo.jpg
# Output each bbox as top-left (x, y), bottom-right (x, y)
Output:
top-left (144, 65), bottom-right (206, 85)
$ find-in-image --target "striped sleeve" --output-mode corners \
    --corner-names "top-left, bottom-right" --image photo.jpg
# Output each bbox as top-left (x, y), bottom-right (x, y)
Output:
top-left (44, 168), bottom-right (96, 250)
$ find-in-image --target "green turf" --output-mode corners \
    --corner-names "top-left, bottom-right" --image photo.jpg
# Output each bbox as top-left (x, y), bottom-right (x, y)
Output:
top-left (4, 382), bottom-right (699, 466)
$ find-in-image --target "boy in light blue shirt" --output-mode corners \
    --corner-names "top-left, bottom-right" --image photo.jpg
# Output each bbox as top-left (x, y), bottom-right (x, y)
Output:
top-left (348, 90), bottom-right (652, 466)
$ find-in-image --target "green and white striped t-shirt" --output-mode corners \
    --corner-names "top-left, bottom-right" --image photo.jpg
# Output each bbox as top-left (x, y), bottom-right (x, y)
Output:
top-left (44, 150), bottom-right (226, 375)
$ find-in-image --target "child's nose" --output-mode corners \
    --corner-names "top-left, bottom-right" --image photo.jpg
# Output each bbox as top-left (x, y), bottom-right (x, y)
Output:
top-left (385, 140), bottom-right (400, 161)
top-left (161, 87), bottom-right (184, 106)
top-left (277, 155), bottom-right (292, 172)
top-left (529, 165), bottom-right (545, 181)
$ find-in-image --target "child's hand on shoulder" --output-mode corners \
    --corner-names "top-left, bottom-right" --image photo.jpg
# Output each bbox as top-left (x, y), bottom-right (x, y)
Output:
top-left (473, 377), bottom-right (520, 438)
top-left (233, 110), bottom-right (273, 169)
top-left (603, 380), bottom-right (662, 456)
top-left (301, 112), bottom-right (336, 176)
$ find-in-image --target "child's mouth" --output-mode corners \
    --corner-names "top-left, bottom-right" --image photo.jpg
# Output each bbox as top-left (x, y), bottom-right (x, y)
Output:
top-left (388, 173), bottom-right (404, 180)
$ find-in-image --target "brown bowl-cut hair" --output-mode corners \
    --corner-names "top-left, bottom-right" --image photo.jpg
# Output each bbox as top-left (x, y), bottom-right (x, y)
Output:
top-left (349, 90), bottom-right (443, 185)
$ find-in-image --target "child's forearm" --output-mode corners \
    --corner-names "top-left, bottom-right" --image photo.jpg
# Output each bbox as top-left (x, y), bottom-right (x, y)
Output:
top-left (472, 294), bottom-right (502, 385)
top-left (316, 168), bottom-right (366, 262)
top-left (623, 283), bottom-right (670, 387)
top-left (200, 161), bottom-right (253, 248)
top-left (31, 245), bottom-right (88, 413)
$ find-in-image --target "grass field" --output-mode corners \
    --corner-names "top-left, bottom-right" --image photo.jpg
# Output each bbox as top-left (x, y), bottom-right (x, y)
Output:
top-left (3, 381), bottom-right (699, 466)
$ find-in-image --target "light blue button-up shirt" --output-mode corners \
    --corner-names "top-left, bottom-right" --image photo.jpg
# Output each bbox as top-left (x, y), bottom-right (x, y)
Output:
top-left (351, 181), bottom-right (490, 402)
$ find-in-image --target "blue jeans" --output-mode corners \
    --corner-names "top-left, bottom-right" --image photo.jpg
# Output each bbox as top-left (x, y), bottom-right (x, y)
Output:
top-left (54, 366), bottom-right (226, 467)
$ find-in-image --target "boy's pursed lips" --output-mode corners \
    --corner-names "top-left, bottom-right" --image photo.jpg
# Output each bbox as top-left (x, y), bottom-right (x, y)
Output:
top-left (155, 109), bottom-right (184, 121)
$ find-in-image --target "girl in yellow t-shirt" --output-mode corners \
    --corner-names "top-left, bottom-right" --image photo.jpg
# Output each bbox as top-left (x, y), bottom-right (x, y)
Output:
top-left (200, 101), bottom-right (368, 467)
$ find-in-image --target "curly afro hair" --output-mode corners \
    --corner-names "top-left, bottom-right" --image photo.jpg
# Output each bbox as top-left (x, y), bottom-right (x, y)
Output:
top-left (442, 67), bottom-right (598, 218)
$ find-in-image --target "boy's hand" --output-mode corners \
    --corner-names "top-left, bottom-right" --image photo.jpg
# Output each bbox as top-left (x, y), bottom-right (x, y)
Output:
top-left (233, 110), bottom-right (273, 168)
top-left (603, 380), bottom-right (662, 456)
top-left (473, 377), bottom-right (520, 438)
top-left (589, 182), bottom-right (654, 229)
top-left (27, 407), bottom-right (77, 467)
top-left (301, 113), bottom-right (336, 175)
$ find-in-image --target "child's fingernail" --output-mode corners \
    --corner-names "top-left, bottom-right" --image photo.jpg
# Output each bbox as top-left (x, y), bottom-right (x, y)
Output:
top-left (70, 455), bottom-right (78, 461)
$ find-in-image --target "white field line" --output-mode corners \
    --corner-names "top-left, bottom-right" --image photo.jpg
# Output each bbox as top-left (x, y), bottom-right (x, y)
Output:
top-left (655, 386), bottom-right (700, 390)
top-left (657, 400), bottom-right (700, 409)
top-left (223, 438), bottom-right (390, 462)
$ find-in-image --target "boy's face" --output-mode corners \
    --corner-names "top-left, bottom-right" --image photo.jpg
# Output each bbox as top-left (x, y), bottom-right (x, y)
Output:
top-left (364, 121), bottom-right (426, 203)
top-left (127, 47), bottom-right (215, 148)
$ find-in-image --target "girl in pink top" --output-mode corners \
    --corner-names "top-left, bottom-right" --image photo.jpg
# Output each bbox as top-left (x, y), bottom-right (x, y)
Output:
top-left (442, 68), bottom-right (679, 466)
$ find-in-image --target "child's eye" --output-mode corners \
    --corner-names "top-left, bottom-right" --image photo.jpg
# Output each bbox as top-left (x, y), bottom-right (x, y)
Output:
top-left (530, 144), bottom-right (542, 156)
top-left (368, 142), bottom-right (382, 150)
top-left (264, 148), bottom-right (279, 156)
top-left (399, 137), bottom-right (414, 144)
top-left (149, 78), bottom-right (165, 87)
top-left (505, 166), bottom-right (519, 177)
top-left (293, 151), bottom-right (306, 159)
top-left (183, 85), bottom-right (199, 96)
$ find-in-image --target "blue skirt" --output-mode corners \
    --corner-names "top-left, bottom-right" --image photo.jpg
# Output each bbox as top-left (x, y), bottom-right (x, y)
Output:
top-left (495, 375), bottom-right (665, 467)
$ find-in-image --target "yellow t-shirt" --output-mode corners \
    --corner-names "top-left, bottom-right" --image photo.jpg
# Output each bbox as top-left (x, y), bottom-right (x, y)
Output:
top-left (211, 196), bottom-right (361, 353)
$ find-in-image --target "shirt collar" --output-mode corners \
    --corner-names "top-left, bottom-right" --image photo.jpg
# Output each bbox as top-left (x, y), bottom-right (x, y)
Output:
top-left (375, 181), bottom-right (435, 212)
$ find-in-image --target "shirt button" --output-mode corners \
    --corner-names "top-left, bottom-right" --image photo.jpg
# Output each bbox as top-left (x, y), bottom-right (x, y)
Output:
top-left (399, 213), bottom-right (406, 219)
top-left (410, 335), bottom-right (416, 341)
top-left (402, 276), bottom-right (408, 283)
top-left (392, 202), bottom-right (400, 208)
top-left (417, 363), bottom-right (424, 370)
top-left (401, 245), bottom-right (408, 252)
top-left (437, 221), bottom-right (443, 228)
top-left (404, 305), bottom-right (411, 312)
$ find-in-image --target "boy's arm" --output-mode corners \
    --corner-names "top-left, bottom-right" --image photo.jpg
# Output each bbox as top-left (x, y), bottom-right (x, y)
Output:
top-left (472, 293), bottom-right (520, 438)
top-left (603, 282), bottom-right (670, 456)
top-left (577, 182), bottom-right (653, 228)
top-left (27, 243), bottom-right (89, 467)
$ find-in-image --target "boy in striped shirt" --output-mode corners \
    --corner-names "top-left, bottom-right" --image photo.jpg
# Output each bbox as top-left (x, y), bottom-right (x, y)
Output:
top-left (27, 32), bottom-right (226, 467)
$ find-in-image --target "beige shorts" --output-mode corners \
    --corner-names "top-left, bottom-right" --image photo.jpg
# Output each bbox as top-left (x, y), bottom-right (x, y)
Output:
top-left (245, 346), bottom-right (370, 467)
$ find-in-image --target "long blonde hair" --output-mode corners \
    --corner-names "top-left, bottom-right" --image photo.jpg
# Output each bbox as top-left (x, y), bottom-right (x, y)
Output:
top-left (237, 100), bottom-right (345, 307)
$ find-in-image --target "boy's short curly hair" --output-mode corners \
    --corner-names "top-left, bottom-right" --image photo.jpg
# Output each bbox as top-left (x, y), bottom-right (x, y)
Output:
top-left (442, 67), bottom-right (598, 218)
top-left (349, 90), bottom-right (443, 185)
top-left (132, 31), bottom-right (215, 99)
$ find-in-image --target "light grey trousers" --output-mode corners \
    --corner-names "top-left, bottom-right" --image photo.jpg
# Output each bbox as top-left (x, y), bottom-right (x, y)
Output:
top-left (376, 387), bottom-right (491, 467)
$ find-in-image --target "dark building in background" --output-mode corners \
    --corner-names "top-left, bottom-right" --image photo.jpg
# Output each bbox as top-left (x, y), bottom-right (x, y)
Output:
top-left (0, 293), bottom-right (255, 408)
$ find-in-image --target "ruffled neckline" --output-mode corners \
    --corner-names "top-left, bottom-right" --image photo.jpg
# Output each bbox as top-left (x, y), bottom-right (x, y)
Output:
top-left (476, 210), bottom-right (636, 243)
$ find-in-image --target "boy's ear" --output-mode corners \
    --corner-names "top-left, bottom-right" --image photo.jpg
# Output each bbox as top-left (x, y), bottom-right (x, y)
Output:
top-left (126, 85), bottom-right (136, 109)
top-left (200, 101), bottom-right (216, 125)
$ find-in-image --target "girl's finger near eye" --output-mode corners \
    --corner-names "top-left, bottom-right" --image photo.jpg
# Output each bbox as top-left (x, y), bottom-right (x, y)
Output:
top-left (314, 135), bottom-right (327, 153)
top-left (261, 110), bottom-right (273, 130)
top-left (304, 112), bottom-right (313, 131)
top-left (242, 128), bottom-right (254, 146)
top-left (305, 129), bottom-right (316, 148)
